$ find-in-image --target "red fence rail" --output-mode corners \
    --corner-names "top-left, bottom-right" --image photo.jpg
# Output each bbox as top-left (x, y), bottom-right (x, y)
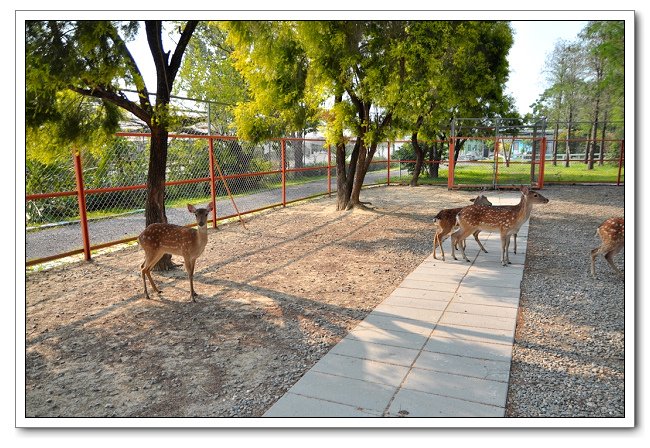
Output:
top-left (25, 133), bottom-right (624, 267)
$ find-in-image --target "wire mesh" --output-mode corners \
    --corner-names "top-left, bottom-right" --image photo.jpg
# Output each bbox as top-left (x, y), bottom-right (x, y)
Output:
top-left (25, 121), bottom-right (625, 264)
top-left (26, 150), bottom-right (78, 227)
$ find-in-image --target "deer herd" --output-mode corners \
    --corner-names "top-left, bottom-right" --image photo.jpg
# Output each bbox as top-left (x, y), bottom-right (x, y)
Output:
top-left (433, 186), bottom-right (624, 279)
top-left (137, 187), bottom-right (624, 301)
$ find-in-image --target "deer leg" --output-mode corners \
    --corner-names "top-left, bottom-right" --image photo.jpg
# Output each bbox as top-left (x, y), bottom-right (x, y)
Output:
top-left (472, 230), bottom-right (488, 253)
top-left (504, 234), bottom-right (512, 265)
top-left (604, 251), bottom-right (623, 277)
top-left (513, 233), bottom-right (518, 254)
top-left (451, 232), bottom-right (459, 260)
top-left (437, 235), bottom-right (445, 261)
top-left (433, 231), bottom-right (440, 260)
top-left (453, 230), bottom-right (471, 262)
top-left (185, 258), bottom-right (198, 302)
top-left (500, 234), bottom-right (508, 266)
top-left (436, 231), bottom-right (446, 261)
top-left (141, 263), bottom-right (151, 300)
top-left (141, 252), bottom-right (164, 299)
top-left (590, 247), bottom-right (600, 278)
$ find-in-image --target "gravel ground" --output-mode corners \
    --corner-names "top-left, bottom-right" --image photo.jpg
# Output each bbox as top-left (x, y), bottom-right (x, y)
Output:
top-left (24, 184), bottom-right (626, 419)
top-left (506, 184), bottom-right (625, 417)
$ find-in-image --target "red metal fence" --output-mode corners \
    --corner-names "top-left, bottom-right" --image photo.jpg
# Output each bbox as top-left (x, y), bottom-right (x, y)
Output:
top-left (25, 133), bottom-right (624, 267)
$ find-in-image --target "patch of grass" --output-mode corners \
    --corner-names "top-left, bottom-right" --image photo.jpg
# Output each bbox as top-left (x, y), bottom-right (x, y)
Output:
top-left (541, 162), bottom-right (623, 183)
top-left (392, 161), bottom-right (623, 185)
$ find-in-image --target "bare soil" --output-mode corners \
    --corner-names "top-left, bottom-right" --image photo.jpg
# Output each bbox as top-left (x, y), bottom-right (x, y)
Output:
top-left (25, 185), bottom-right (468, 418)
top-left (24, 184), bottom-right (626, 420)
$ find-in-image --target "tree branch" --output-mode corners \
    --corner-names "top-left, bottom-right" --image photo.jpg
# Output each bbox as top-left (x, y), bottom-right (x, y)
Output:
top-left (104, 24), bottom-right (152, 115)
top-left (69, 84), bottom-right (151, 125)
top-left (168, 21), bottom-right (199, 87)
top-left (145, 21), bottom-right (170, 97)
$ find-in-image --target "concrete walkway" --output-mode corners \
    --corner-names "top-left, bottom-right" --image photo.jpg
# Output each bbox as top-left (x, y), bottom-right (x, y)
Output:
top-left (264, 193), bottom-right (527, 418)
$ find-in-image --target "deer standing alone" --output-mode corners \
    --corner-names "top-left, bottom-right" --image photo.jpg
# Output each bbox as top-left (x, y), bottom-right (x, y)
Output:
top-left (139, 203), bottom-right (213, 302)
top-left (433, 194), bottom-right (492, 261)
top-left (590, 217), bottom-right (624, 278)
top-left (451, 187), bottom-right (549, 266)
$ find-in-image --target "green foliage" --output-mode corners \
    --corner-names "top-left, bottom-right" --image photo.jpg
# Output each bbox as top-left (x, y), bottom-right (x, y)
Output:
top-left (539, 21), bottom-right (624, 128)
top-left (176, 22), bottom-right (247, 135)
top-left (222, 21), bottom-right (319, 141)
top-left (26, 21), bottom-right (139, 128)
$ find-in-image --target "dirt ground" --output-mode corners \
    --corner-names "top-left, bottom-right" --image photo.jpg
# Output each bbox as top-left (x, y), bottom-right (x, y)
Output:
top-left (26, 185), bottom-right (478, 418)
top-left (24, 184), bottom-right (627, 420)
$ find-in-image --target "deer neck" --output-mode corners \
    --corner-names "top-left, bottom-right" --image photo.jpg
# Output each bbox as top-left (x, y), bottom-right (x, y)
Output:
top-left (196, 224), bottom-right (209, 242)
top-left (514, 194), bottom-right (531, 224)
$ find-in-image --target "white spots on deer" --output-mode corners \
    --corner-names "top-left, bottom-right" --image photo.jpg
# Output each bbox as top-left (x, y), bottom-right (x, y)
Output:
top-left (138, 202), bottom-right (214, 302)
top-left (433, 194), bottom-right (492, 261)
top-left (590, 217), bottom-right (624, 278)
top-left (451, 187), bottom-right (549, 266)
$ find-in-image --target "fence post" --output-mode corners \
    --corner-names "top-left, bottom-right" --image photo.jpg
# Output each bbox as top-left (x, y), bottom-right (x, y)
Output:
top-left (208, 137), bottom-right (218, 228)
top-left (538, 137), bottom-right (547, 189)
top-left (72, 147), bottom-right (91, 261)
top-left (327, 144), bottom-right (332, 197)
top-left (387, 141), bottom-right (391, 186)
top-left (281, 138), bottom-right (287, 206)
top-left (493, 137), bottom-right (500, 189)
top-left (617, 139), bottom-right (624, 186)
top-left (447, 138), bottom-right (455, 189)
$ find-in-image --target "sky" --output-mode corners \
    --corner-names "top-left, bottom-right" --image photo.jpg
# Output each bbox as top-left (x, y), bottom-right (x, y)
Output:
top-left (505, 21), bottom-right (588, 114)
top-left (128, 20), bottom-right (591, 117)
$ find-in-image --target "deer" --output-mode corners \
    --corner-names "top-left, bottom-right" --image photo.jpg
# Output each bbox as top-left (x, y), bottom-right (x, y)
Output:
top-left (590, 217), bottom-right (624, 278)
top-left (138, 203), bottom-right (214, 302)
top-left (432, 194), bottom-right (493, 261)
top-left (451, 187), bottom-right (549, 266)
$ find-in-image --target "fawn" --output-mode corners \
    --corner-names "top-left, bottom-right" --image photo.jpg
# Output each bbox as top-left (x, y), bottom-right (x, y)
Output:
top-left (451, 187), bottom-right (549, 266)
top-left (590, 217), bottom-right (624, 278)
top-left (139, 203), bottom-right (214, 302)
top-left (432, 194), bottom-right (492, 261)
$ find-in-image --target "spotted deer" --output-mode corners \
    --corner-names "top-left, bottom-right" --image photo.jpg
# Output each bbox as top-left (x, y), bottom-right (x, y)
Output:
top-left (590, 217), bottom-right (624, 278)
top-left (139, 203), bottom-right (214, 302)
top-left (451, 187), bottom-right (549, 266)
top-left (432, 194), bottom-right (493, 261)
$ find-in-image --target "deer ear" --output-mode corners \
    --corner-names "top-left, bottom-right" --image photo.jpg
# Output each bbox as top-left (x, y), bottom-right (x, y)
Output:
top-left (188, 204), bottom-right (196, 213)
top-left (206, 203), bottom-right (214, 212)
top-left (521, 186), bottom-right (529, 194)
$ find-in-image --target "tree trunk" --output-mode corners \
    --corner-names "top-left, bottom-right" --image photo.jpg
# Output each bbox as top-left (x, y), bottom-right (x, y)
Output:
top-left (348, 143), bottom-right (369, 209)
top-left (146, 125), bottom-right (175, 270)
top-left (552, 123), bottom-right (559, 166)
top-left (431, 143), bottom-right (440, 178)
top-left (565, 110), bottom-right (573, 168)
top-left (335, 142), bottom-right (348, 211)
top-left (583, 122), bottom-right (592, 165)
top-left (588, 96), bottom-right (601, 169)
top-left (599, 113), bottom-right (608, 166)
top-left (409, 116), bottom-right (424, 187)
top-left (454, 139), bottom-right (466, 163)
top-left (410, 132), bottom-right (424, 187)
top-left (293, 131), bottom-right (304, 170)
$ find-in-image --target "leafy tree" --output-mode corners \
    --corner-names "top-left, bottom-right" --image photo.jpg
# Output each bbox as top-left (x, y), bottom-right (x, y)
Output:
top-left (536, 21), bottom-right (624, 167)
top-left (395, 21), bottom-right (514, 185)
top-left (26, 20), bottom-right (198, 270)
top-left (296, 21), bottom-right (407, 210)
top-left (541, 39), bottom-right (588, 167)
top-left (581, 21), bottom-right (625, 167)
top-left (176, 22), bottom-right (246, 135)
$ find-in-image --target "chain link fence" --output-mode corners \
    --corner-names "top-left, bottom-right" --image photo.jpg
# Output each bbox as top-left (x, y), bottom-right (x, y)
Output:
top-left (25, 123), bottom-right (624, 265)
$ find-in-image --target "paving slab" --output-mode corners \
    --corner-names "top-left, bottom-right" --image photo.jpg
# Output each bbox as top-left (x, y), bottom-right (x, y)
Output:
top-left (412, 350), bottom-right (511, 382)
top-left (311, 352), bottom-right (411, 388)
top-left (386, 388), bottom-right (504, 417)
top-left (422, 335), bottom-right (514, 361)
top-left (263, 191), bottom-right (531, 419)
